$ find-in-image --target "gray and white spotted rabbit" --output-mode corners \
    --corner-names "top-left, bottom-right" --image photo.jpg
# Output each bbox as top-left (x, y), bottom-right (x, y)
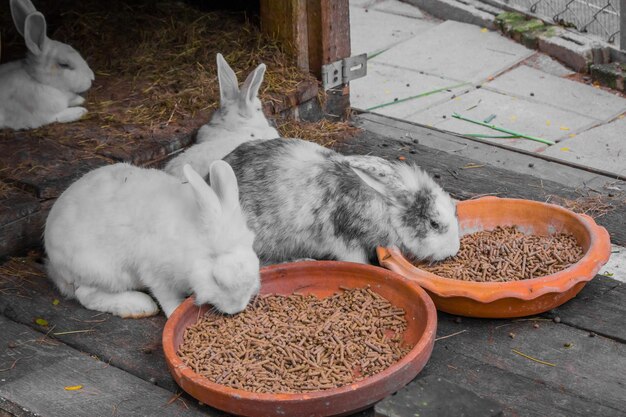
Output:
top-left (44, 161), bottom-right (260, 318)
top-left (165, 53), bottom-right (279, 179)
top-left (0, 0), bottom-right (95, 130)
top-left (222, 138), bottom-right (460, 265)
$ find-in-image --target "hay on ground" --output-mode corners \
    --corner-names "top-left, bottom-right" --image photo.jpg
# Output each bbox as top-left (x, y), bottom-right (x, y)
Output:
top-left (0, 0), bottom-right (318, 146)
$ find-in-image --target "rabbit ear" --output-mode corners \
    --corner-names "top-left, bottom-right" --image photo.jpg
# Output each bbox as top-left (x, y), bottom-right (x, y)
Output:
top-left (209, 160), bottom-right (240, 212)
top-left (183, 164), bottom-right (222, 221)
top-left (345, 156), bottom-right (408, 202)
top-left (10, 0), bottom-right (37, 37)
top-left (239, 63), bottom-right (266, 111)
top-left (24, 12), bottom-right (48, 56)
top-left (217, 53), bottom-right (239, 104)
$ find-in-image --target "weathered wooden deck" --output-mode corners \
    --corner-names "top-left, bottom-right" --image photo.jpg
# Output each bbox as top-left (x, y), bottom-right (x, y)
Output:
top-left (1, 114), bottom-right (625, 417)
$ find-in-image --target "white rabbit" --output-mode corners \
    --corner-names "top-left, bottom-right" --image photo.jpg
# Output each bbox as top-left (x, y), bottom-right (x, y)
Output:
top-left (164, 53), bottom-right (279, 179)
top-left (0, 0), bottom-right (95, 130)
top-left (223, 138), bottom-right (461, 265)
top-left (44, 161), bottom-right (260, 318)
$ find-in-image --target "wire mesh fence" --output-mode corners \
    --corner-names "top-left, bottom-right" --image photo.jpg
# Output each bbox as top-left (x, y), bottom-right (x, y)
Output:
top-left (485, 0), bottom-right (621, 46)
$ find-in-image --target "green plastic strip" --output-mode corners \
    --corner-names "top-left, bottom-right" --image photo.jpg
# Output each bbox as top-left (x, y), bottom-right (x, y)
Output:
top-left (452, 113), bottom-right (555, 146)
top-left (465, 134), bottom-right (521, 138)
top-left (366, 83), bottom-right (470, 111)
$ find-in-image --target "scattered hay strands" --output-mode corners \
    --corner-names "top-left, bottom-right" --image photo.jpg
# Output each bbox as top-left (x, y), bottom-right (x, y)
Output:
top-left (548, 194), bottom-right (622, 219)
top-left (0, 0), bottom-right (318, 146)
top-left (276, 119), bottom-right (362, 147)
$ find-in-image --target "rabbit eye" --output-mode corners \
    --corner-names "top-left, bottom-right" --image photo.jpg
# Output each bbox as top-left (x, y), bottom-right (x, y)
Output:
top-left (430, 220), bottom-right (440, 230)
top-left (58, 62), bottom-right (72, 70)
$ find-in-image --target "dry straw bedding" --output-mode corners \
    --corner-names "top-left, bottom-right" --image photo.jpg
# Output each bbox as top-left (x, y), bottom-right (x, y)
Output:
top-left (1, 0), bottom-right (356, 148)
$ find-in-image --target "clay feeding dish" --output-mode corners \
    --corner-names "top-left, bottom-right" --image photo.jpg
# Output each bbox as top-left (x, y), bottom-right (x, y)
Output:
top-left (377, 196), bottom-right (611, 318)
top-left (162, 261), bottom-right (437, 417)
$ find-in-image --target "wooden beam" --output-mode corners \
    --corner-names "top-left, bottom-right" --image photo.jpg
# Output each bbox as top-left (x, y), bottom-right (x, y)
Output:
top-left (261, 0), bottom-right (352, 118)
top-left (320, 0), bottom-right (351, 64)
top-left (307, 0), bottom-right (351, 118)
top-left (260, 0), bottom-right (309, 72)
top-left (307, 0), bottom-right (351, 77)
top-left (307, 0), bottom-right (323, 78)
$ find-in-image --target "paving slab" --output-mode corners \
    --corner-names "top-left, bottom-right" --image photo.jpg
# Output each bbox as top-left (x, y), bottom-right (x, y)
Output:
top-left (541, 116), bottom-right (626, 175)
top-left (601, 244), bottom-right (626, 284)
top-left (486, 65), bottom-right (626, 120)
top-left (356, 112), bottom-right (626, 192)
top-left (403, 88), bottom-right (597, 152)
top-left (402, 0), bottom-right (501, 30)
top-left (350, 7), bottom-right (436, 57)
top-left (351, 62), bottom-right (471, 118)
top-left (372, 0), bottom-right (426, 19)
top-left (522, 53), bottom-right (575, 78)
top-left (371, 20), bottom-right (534, 83)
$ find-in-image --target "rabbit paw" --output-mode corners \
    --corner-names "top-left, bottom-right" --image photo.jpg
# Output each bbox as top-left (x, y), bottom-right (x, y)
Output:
top-left (69, 95), bottom-right (85, 106)
top-left (118, 292), bottom-right (160, 318)
top-left (75, 286), bottom-right (160, 319)
top-left (53, 107), bottom-right (87, 124)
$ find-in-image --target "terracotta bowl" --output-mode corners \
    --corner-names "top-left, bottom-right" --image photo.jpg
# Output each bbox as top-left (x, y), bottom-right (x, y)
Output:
top-left (162, 261), bottom-right (437, 417)
top-left (377, 196), bottom-right (611, 318)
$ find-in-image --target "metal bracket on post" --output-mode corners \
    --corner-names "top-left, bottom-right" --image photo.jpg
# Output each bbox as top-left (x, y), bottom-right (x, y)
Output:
top-left (321, 53), bottom-right (367, 91)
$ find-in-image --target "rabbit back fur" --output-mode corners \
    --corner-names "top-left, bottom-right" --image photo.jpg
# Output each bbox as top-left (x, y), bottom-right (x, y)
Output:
top-left (222, 138), bottom-right (460, 265)
top-left (45, 162), bottom-right (260, 318)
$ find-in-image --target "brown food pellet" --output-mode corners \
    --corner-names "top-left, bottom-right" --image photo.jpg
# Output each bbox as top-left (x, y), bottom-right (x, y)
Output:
top-left (177, 287), bottom-right (412, 393)
top-left (420, 226), bottom-right (584, 282)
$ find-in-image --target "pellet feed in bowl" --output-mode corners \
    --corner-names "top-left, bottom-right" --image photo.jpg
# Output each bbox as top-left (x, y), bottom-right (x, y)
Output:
top-left (420, 226), bottom-right (584, 282)
top-left (177, 287), bottom-right (412, 394)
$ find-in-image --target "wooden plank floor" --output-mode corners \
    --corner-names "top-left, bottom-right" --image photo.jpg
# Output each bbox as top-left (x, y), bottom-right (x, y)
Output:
top-left (1, 119), bottom-right (625, 417)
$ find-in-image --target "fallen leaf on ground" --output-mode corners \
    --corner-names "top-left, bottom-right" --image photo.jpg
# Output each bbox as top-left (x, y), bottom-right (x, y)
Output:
top-left (64, 385), bottom-right (83, 391)
top-left (35, 318), bottom-right (49, 326)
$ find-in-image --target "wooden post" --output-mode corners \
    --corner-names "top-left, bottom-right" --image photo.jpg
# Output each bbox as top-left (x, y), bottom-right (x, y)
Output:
top-left (619, 0), bottom-right (626, 52)
top-left (308, 0), bottom-right (352, 118)
top-left (260, 0), bottom-right (352, 119)
top-left (260, 0), bottom-right (309, 72)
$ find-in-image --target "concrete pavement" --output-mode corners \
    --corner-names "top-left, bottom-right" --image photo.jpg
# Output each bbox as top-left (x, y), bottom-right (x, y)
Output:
top-left (349, 0), bottom-right (626, 282)
top-left (350, 0), bottom-right (626, 176)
